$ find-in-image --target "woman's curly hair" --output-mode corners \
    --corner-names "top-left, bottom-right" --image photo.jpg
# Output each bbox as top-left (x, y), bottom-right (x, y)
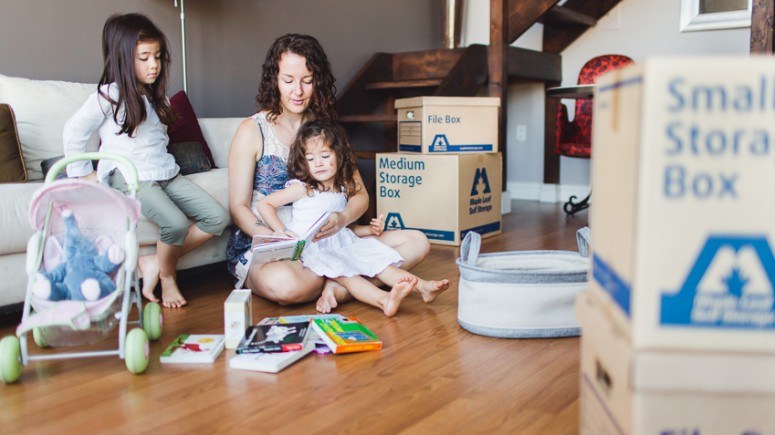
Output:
top-left (288, 120), bottom-right (360, 199)
top-left (256, 34), bottom-right (337, 123)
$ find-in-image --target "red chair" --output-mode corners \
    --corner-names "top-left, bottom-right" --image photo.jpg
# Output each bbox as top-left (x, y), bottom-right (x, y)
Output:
top-left (555, 54), bottom-right (634, 215)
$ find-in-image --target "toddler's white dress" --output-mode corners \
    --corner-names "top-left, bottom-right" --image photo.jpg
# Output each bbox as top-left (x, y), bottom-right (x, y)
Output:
top-left (286, 180), bottom-right (403, 279)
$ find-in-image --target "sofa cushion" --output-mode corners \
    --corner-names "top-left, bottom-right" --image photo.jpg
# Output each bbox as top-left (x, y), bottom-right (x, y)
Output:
top-left (0, 74), bottom-right (100, 181)
top-left (169, 91), bottom-right (217, 168)
top-left (0, 181), bottom-right (43, 256)
top-left (0, 104), bottom-right (26, 183)
top-left (167, 141), bottom-right (212, 175)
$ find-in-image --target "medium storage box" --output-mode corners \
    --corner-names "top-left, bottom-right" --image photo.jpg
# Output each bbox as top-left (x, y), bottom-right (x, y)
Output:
top-left (376, 152), bottom-right (502, 246)
top-left (395, 96), bottom-right (499, 154)
top-left (456, 231), bottom-right (589, 338)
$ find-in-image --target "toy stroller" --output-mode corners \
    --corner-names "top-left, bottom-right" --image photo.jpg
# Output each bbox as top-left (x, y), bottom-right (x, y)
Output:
top-left (0, 153), bottom-right (162, 383)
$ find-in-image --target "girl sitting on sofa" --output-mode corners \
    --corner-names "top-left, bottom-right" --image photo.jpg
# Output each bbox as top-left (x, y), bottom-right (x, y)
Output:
top-left (63, 13), bottom-right (229, 308)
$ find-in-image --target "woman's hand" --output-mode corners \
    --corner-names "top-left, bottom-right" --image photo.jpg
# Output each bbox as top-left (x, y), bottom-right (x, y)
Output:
top-left (314, 211), bottom-right (346, 241)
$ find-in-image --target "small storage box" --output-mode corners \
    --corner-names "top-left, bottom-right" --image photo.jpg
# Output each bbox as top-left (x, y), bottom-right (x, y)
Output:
top-left (395, 96), bottom-right (499, 154)
top-left (456, 231), bottom-right (589, 338)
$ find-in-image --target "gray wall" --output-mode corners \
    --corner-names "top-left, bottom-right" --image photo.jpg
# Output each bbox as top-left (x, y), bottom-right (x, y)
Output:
top-left (0, 0), bottom-right (441, 117)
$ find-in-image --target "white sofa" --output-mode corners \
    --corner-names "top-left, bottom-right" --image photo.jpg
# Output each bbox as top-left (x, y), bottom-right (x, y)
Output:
top-left (0, 74), bottom-right (243, 308)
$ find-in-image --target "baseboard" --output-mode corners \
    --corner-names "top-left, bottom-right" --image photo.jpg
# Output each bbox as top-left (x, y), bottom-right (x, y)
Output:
top-left (506, 181), bottom-right (590, 204)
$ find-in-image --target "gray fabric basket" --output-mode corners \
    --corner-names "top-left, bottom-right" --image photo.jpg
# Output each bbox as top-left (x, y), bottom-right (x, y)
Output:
top-left (456, 230), bottom-right (590, 338)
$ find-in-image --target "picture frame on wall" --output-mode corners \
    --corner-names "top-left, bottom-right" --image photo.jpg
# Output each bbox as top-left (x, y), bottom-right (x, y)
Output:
top-left (680, 0), bottom-right (753, 32)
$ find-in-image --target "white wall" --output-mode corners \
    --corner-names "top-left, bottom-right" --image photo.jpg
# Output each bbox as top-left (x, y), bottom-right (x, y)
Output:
top-left (462, 0), bottom-right (751, 201)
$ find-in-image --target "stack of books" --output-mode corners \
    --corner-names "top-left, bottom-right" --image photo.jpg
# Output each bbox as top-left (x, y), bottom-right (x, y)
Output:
top-left (228, 314), bottom-right (382, 373)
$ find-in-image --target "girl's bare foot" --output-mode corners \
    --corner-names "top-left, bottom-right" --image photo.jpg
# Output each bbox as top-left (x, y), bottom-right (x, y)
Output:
top-left (383, 276), bottom-right (416, 317)
top-left (160, 275), bottom-right (187, 308)
top-left (316, 280), bottom-right (351, 313)
top-left (415, 278), bottom-right (450, 303)
top-left (138, 254), bottom-right (160, 303)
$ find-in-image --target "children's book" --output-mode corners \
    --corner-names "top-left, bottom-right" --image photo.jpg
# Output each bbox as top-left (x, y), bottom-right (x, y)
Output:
top-left (235, 322), bottom-right (311, 354)
top-left (251, 211), bottom-right (331, 264)
top-left (160, 334), bottom-right (225, 364)
top-left (229, 341), bottom-right (315, 373)
top-left (310, 317), bottom-right (382, 354)
top-left (258, 314), bottom-right (346, 355)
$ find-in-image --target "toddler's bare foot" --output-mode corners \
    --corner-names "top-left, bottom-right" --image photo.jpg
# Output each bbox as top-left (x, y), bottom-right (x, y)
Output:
top-left (383, 276), bottom-right (416, 317)
top-left (416, 278), bottom-right (450, 303)
top-left (160, 275), bottom-right (187, 308)
top-left (316, 281), bottom-right (352, 313)
top-left (138, 254), bottom-right (160, 303)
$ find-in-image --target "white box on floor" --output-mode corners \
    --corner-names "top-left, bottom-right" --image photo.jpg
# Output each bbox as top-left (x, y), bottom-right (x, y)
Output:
top-left (376, 152), bottom-right (502, 246)
top-left (590, 57), bottom-right (775, 353)
top-left (395, 96), bottom-right (499, 154)
top-left (577, 291), bottom-right (775, 435)
top-left (223, 289), bottom-right (252, 349)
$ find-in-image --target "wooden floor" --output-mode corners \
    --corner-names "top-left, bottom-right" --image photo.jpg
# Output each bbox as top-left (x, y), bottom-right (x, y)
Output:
top-left (0, 200), bottom-right (588, 435)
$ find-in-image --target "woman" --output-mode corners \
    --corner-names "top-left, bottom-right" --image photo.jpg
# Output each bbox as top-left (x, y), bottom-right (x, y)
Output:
top-left (226, 34), bottom-right (429, 309)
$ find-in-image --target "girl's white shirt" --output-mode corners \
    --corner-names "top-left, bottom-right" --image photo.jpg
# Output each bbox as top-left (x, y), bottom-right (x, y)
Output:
top-left (63, 83), bottom-right (179, 183)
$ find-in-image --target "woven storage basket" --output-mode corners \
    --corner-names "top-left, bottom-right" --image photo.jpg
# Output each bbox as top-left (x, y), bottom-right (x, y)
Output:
top-left (456, 230), bottom-right (590, 338)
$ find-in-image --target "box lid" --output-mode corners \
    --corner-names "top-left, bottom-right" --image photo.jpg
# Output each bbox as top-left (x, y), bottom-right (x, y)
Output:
top-left (394, 96), bottom-right (500, 109)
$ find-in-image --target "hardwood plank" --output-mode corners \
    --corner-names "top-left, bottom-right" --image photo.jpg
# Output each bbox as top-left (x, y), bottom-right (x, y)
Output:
top-left (0, 200), bottom-right (589, 434)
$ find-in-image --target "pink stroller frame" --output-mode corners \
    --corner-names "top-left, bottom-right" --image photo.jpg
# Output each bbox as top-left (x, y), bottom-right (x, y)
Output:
top-left (0, 153), bottom-right (162, 383)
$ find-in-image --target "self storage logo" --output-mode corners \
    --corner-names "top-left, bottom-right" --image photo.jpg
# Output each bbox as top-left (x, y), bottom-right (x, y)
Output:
top-left (660, 235), bottom-right (775, 329)
top-left (468, 167), bottom-right (493, 215)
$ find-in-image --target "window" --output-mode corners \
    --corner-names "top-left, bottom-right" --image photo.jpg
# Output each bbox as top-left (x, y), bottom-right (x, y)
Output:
top-left (680, 0), bottom-right (753, 32)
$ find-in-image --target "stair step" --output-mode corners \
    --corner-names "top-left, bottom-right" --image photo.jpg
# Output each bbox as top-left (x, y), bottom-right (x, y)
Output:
top-left (541, 6), bottom-right (597, 27)
top-left (340, 114), bottom-right (397, 123)
top-left (365, 79), bottom-right (443, 90)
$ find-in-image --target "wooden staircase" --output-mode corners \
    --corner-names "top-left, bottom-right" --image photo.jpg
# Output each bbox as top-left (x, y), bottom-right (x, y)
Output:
top-left (338, 0), bottom-right (624, 220)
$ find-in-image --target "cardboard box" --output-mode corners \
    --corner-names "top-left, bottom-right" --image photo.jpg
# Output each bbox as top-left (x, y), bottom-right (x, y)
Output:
top-left (590, 57), bottom-right (775, 353)
top-left (224, 289), bottom-right (252, 349)
top-left (577, 290), bottom-right (775, 435)
top-left (376, 152), bottom-right (502, 246)
top-left (395, 96), bottom-right (499, 154)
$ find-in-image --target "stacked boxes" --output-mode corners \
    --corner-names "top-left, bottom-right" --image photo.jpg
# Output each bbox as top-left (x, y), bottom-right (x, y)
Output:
top-left (580, 57), bottom-right (775, 434)
top-left (377, 97), bottom-right (502, 246)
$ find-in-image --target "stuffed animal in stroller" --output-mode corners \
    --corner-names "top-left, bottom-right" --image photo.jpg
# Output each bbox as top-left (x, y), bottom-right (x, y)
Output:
top-left (33, 209), bottom-right (124, 301)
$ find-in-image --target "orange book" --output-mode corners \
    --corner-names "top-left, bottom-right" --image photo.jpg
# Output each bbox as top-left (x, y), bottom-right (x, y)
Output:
top-left (309, 316), bottom-right (382, 354)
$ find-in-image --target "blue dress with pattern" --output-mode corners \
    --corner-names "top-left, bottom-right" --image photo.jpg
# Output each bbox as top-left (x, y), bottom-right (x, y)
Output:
top-left (226, 112), bottom-right (291, 288)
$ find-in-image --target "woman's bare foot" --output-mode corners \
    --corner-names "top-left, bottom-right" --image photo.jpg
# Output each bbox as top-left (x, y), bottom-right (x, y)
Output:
top-left (316, 280), bottom-right (352, 313)
top-left (415, 278), bottom-right (450, 303)
top-left (159, 275), bottom-right (187, 308)
top-left (383, 276), bottom-right (416, 317)
top-left (138, 254), bottom-right (160, 303)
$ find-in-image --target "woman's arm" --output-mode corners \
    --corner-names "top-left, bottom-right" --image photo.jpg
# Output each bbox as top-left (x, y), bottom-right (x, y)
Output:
top-left (228, 118), bottom-right (265, 237)
top-left (315, 168), bottom-right (369, 240)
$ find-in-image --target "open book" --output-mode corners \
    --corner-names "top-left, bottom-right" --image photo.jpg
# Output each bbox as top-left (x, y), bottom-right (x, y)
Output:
top-left (250, 211), bottom-right (331, 264)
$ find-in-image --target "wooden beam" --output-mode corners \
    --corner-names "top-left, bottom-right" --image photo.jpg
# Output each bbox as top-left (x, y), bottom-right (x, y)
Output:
top-left (751, 0), bottom-right (775, 53)
top-left (391, 49), bottom-right (463, 81)
top-left (489, 0), bottom-right (509, 185)
top-left (543, 0), bottom-right (622, 53)
top-left (506, 47), bottom-right (562, 82)
top-left (543, 81), bottom-right (561, 184)
top-left (507, 0), bottom-right (561, 43)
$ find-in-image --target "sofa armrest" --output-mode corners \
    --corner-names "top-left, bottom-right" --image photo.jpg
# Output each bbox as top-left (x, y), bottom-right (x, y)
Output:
top-left (198, 117), bottom-right (244, 168)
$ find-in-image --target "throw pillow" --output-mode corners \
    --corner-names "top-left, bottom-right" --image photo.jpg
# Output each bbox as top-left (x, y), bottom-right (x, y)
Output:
top-left (168, 141), bottom-right (212, 175)
top-left (0, 104), bottom-right (27, 183)
top-left (168, 91), bottom-right (216, 168)
top-left (0, 74), bottom-right (100, 181)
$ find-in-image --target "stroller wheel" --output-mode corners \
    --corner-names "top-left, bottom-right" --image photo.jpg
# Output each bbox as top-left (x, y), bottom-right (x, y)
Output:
top-left (143, 302), bottom-right (163, 341)
top-left (125, 329), bottom-right (149, 374)
top-left (32, 327), bottom-right (48, 348)
top-left (0, 336), bottom-right (23, 383)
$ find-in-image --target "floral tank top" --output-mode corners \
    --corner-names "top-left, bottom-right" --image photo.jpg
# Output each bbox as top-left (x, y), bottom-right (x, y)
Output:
top-left (226, 112), bottom-right (291, 286)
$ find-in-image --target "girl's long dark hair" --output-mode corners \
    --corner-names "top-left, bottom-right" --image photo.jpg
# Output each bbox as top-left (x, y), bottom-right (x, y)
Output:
top-left (256, 34), bottom-right (338, 123)
top-left (99, 13), bottom-right (176, 136)
top-left (288, 120), bottom-right (359, 198)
